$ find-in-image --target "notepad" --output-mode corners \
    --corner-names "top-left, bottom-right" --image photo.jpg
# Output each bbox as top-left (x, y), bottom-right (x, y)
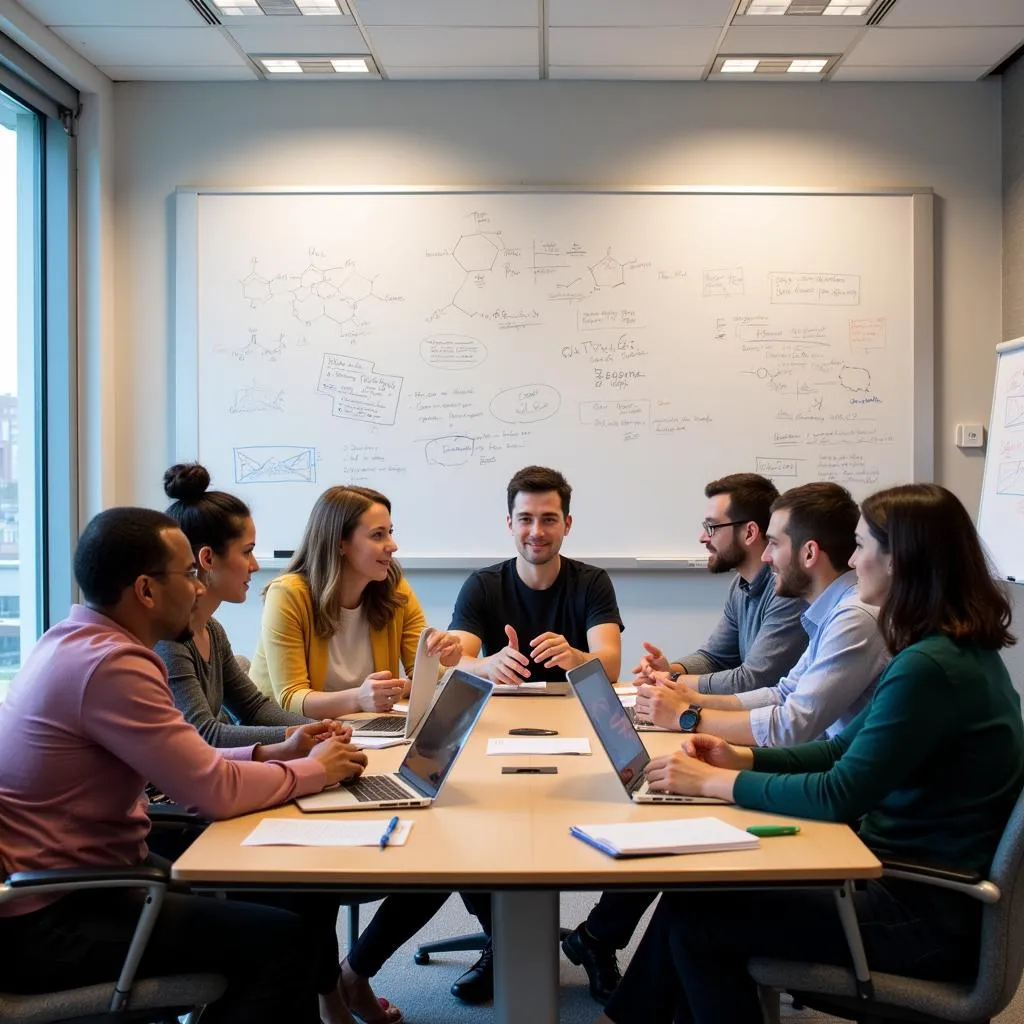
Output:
top-left (569, 817), bottom-right (760, 858)
top-left (487, 737), bottom-right (591, 756)
top-left (242, 818), bottom-right (413, 848)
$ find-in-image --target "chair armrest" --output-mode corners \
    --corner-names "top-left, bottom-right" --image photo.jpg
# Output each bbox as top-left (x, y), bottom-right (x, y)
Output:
top-left (881, 858), bottom-right (1000, 904)
top-left (6, 865), bottom-right (169, 889)
top-left (147, 803), bottom-right (207, 828)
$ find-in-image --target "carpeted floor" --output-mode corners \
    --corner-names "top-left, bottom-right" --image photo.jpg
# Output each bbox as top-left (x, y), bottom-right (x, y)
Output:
top-left (351, 890), bottom-right (1024, 1023)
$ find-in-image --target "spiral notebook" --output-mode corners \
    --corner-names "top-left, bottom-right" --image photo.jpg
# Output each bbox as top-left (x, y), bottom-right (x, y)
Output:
top-left (569, 817), bottom-right (760, 859)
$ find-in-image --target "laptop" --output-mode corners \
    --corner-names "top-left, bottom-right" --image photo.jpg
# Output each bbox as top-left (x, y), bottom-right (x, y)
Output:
top-left (566, 658), bottom-right (727, 805)
top-left (347, 628), bottom-right (440, 739)
top-left (296, 669), bottom-right (493, 812)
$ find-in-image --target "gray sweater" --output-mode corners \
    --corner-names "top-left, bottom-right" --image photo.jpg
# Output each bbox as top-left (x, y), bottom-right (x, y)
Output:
top-left (156, 618), bottom-right (309, 747)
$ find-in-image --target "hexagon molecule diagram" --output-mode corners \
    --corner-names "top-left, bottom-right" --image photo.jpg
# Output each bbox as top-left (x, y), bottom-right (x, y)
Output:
top-left (453, 233), bottom-right (499, 273)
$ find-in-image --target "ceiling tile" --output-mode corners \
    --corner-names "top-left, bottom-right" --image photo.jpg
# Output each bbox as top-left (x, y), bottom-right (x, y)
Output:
top-left (881, 0), bottom-right (1024, 28)
top-left (224, 23), bottom-right (366, 53)
top-left (845, 26), bottom-right (1024, 66)
top-left (831, 64), bottom-right (990, 81)
top-left (550, 64), bottom-right (706, 78)
top-left (353, 0), bottom-right (538, 27)
top-left (50, 26), bottom-right (248, 66)
top-left (548, 0), bottom-right (734, 28)
top-left (720, 24), bottom-right (863, 53)
top-left (14, 0), bottom-right (206, 27)
top-left (548, 26), bottom-right (721, 65)
top-left (101, 64), bottom-right (260, 81)
top-left (367, 26), bottom-right (537, 65)
top-left (386, 65), bottom-right (539, 79)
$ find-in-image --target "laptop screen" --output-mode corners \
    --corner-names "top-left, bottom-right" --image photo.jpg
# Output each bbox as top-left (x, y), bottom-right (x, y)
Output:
top-left (398, 669), bottom-right (492, 797)
top-left (568, 659), bottom-right (650, 795)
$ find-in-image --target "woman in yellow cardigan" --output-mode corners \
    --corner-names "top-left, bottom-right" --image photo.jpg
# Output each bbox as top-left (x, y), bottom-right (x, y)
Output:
top-left (251, 485), bottom-right (461, 717)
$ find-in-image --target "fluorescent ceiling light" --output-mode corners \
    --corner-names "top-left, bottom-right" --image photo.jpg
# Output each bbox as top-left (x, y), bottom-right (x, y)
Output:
top-left (722, 59), bottom-right (760, 73)
top-left (788, 58), bottom-right (829, 72)
top-left (740, 0), bottom-right (872, 14)
top-left (261, 59), bottom-right (302, 73)
top-left (330, 58), bottom-right (370, 73)
top-left (211, 0), bottom-right (348, 15)
top-left (255, 55), bottom-right (375, 76)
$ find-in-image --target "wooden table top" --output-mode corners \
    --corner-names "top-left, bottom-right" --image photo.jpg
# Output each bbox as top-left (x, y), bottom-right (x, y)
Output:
top-left (171, 687), bottom-right (881, 889)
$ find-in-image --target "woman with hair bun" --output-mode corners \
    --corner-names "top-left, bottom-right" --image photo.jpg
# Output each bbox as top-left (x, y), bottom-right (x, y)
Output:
top-left (158, 462), bottom-right (316, 754)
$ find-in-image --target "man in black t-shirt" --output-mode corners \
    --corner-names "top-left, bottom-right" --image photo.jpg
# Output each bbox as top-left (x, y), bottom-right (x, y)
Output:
top-left (445, 466), bottom-right (624, 1004)
top-left (450, 466), bottom-right (623, 686)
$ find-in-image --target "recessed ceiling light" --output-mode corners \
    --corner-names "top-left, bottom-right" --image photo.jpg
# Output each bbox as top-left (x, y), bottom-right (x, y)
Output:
top-left (788, 58), bottom-right (829, 72)
top-left (722, 59), bottom-right (761, 73)
top-left (710, 55), bottom-right (839, 78)
top-left (211, 0), bottom-right (349, 16)
top-left (255, 55), bottom-right (376, 76)
top-left (738, 0), bottom-right (874, 15)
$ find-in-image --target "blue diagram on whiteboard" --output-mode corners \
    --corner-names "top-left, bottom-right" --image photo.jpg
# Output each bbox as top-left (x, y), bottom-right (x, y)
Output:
top-left (234, 446), bottom-right (316, 485)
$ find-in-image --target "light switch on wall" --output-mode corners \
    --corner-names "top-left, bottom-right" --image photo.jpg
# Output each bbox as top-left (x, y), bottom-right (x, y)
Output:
top-left (955, 424), bottom-right (985, 448)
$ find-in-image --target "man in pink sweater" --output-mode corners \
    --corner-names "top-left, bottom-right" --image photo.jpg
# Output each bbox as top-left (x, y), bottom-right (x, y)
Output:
top-left (0, 507), bottom-right (366, 1023)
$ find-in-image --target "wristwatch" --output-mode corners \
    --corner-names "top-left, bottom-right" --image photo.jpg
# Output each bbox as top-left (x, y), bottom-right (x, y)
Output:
top-left (668, 670), bottom-right (682, 682)
top-left (678, 704), bottom-right (702, 733)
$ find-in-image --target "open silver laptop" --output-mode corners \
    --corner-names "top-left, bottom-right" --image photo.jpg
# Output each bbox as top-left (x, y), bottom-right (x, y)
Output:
top-left (296, 669), bottom-right (493, 812)
top-left (347, 628), bottom-right (441, 739)
top-left (567, 658), bottom-right (727, 805)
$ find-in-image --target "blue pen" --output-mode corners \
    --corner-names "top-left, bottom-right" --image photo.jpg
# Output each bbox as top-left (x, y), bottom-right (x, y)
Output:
top-left (379, 815), bottom-right (400, 850)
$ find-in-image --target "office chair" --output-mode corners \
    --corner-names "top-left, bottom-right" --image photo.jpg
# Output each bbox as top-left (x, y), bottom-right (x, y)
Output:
top-left (749, 785), bottom-right (1024, 1024)
top-left (0, 862), bottom-right (226, 1023)
top-left (414, 921), bottom-right (572, 964)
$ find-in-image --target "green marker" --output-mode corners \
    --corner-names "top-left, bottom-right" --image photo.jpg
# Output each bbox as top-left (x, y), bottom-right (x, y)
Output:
top-left (746, 825), bottom-right (800, 837)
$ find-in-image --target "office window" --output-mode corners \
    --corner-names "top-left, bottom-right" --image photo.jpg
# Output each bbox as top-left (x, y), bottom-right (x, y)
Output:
top-left (0, 43), bottom-right (78, 701)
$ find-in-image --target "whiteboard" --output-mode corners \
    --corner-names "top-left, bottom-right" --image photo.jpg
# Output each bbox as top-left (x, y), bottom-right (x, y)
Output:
top-left (979, 337), bottom-right (1024, 583)
top-left (175, 188), bottom-right (934, 567)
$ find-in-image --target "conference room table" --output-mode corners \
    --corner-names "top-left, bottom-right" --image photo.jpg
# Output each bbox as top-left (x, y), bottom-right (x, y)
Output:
top-left (172, 686), bottom-right (881, 1024)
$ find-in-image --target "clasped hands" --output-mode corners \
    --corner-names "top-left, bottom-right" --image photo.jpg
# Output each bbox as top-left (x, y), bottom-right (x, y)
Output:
top-left (486, 624), bottom-right (585, 685)
top-left (255, 720), bottom-right (368, 784)
top-left (630, 641), bottom-right (701, 730)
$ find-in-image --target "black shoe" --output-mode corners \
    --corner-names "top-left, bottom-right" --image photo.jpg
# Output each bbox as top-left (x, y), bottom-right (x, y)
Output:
top-left (450, 941), bottom-right (493, 1004)
top-left (562, 924), bottom-right (622, 1006)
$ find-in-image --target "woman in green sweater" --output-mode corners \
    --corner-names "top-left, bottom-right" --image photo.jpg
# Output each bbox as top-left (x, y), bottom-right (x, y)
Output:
top-left (597, 483), bottom-right (1024, 1024)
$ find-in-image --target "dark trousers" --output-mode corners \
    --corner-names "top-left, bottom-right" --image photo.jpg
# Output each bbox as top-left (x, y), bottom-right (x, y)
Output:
top-left (460, 891), bottom-right (492, 937)
top-left (584, 891), bottom-right (658, 948)
top-left (0, 887), bottom-right (320, 1024)
top-left (604, 881), bottom-right (978, 1024)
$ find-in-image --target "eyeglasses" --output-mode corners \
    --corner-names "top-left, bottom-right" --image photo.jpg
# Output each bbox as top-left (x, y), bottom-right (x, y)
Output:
top-left (146, 567), bottom-right (202, 581)
top-left (701, 518), bottom-right (748, 537)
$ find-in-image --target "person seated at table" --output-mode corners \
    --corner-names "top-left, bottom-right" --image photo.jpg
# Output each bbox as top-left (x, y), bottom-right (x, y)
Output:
top-left (446, 464), bottom-right (625, 1003)
top-left (159, 464), bottom-right (452, 1024)
top-left (0, 506), bottom-right (367, 1024)
top-left (594, 483), bottom-right (1024, 1024)
top-left (250, 484), bottom-right (462, 717)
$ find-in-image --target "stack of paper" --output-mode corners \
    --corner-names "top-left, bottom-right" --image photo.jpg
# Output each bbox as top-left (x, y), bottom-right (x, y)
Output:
top-left (570, 817), bottom-right (759, 858)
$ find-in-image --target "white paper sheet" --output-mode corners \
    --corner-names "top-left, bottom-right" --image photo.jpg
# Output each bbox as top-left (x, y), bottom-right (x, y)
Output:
top-left (352, 736), bottom-right (412, 750)
top-left (493, 681), bottom-right (549, 693)
top-left (242, 818), bottom-right (413, 847)
top-left (613, 684), bottom-right (638, 696)
top-left (486, 737), bottom-right (591, 756)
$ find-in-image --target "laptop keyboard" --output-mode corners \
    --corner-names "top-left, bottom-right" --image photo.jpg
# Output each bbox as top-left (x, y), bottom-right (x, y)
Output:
top-left (353, 716), bottom-right (406, 733)
top-left (625, 706), bottom-right (655, 728)
top-left (342, 775), bottom-right (415, 802)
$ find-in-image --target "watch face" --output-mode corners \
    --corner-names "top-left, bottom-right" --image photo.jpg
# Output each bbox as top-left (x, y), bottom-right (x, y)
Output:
top-left (679, 707), bottom-right (700, 732)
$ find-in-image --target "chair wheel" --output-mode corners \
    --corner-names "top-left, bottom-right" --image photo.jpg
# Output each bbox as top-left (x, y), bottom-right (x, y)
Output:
top-left (414, 951), bottom-right (431, 965)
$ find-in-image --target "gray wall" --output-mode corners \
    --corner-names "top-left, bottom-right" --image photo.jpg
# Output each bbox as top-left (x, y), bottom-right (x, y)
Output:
top-left (111, 80), bottom-right (1003, 658)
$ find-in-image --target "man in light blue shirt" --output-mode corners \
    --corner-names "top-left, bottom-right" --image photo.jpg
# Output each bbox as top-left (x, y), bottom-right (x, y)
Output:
top-left (636, 481), bottom-right (889, 745)
top-left (637, 473), bottom-right (809, 696)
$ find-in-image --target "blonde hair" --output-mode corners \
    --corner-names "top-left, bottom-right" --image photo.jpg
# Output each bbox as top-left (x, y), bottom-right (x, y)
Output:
top-left (276, 485), bottom-right (405, 637)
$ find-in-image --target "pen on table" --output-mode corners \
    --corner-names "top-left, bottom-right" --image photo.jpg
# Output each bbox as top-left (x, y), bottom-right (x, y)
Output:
top-left (746, 825), bottom-right (800, 837)
top-left (379, 815), bottom-right (400, 850)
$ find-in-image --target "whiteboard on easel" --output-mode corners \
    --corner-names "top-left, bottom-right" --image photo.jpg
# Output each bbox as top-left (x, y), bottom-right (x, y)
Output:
top-left (979, 336), bottom-right (1024, 583)
top-left (174, 187), bottom-right (934, 567)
